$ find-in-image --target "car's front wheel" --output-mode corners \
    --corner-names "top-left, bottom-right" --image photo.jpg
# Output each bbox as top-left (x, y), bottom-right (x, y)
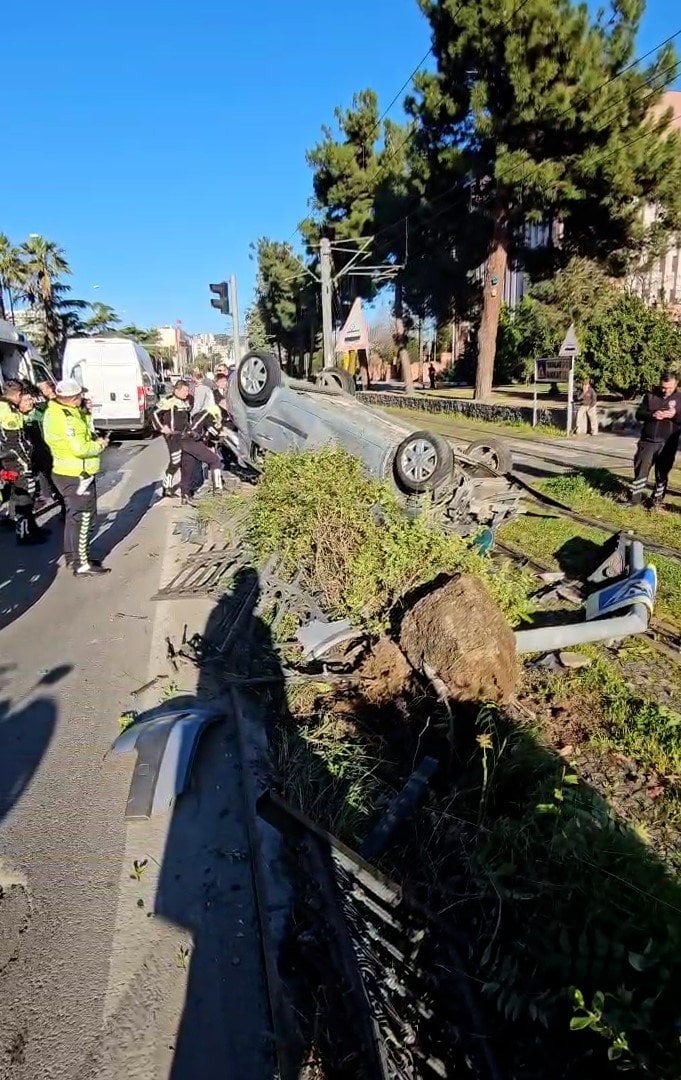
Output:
top-left (393, 430), bottom-right (453, 494)
top-left (237, 351), bottom-right (282, 406)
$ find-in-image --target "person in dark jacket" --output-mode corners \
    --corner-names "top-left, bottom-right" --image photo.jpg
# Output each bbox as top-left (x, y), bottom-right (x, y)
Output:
top-left (630, 370), bottom-right (681, 508)
top-left (179, 401), bottom-right (224, 504)
top-left (152, 380), bottom-right (191, 498)
top-left (0, 380), bottom-right (49, 544)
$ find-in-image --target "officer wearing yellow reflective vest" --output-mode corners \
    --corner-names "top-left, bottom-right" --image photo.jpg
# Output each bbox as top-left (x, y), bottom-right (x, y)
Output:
top-left (42, 379), bottom-right (110, 576)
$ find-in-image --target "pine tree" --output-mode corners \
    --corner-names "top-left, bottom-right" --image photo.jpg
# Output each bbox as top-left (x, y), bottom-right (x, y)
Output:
top-left (413, 0), bottom-right (681, 399)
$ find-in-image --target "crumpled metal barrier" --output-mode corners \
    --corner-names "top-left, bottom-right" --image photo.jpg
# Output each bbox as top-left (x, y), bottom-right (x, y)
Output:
top-left (111, 702), bottom-right (223, 819)
top-left (515, 537), bottom-right (656, 654)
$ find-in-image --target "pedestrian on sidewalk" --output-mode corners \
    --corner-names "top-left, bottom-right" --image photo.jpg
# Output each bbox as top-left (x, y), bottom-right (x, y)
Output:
top-left (575, 378), bottom-right (598, 436)
top-left (0, 380), bottom-right (49, 546)
top-left (43, 379), bottom-right (110, 576)
top-left (630, 370), bottom-right (681, 508)
top-left (152, 379), bottom-right (191, 498)
top-left (428, 362), bottom-right (437, 390)
top-left (179, 401), bottom-right (224, 505)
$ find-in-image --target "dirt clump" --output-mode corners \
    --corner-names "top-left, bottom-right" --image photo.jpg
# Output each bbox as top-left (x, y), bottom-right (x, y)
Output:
top-left (399, 574), bottom-right (517, 704)
top-left (358, 637), bottom-right (412, 705)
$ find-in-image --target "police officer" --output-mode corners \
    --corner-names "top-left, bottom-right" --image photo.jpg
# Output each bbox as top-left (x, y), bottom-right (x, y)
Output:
top-left (0, 379), bottom-right (48, 545)
top-left (630, 370), bottom-right (681, 508)
top-left (152, 379), bottom-right (191, 497)
top-left (43, 379), bottom-right (109, 576)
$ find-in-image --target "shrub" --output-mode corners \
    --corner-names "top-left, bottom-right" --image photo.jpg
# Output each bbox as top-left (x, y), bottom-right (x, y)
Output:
top-left (247, 448), bottom-right (530, 627)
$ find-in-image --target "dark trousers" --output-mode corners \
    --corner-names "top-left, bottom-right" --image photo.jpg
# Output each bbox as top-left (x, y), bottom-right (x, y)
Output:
top-left (163, 433), bottom-right (183, 493)
top-left (180, 439), bottom-right (222, 497)
top-left (53, 474), bottom-right (97, 568)
top-left (11, 473), bottom-right (39, 542)
top-left (632, 433), bottom-right (679, 503)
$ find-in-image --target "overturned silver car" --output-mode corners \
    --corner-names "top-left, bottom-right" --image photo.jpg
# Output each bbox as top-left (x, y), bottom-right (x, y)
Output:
top-left (225, 351), bottom-right (521, 536)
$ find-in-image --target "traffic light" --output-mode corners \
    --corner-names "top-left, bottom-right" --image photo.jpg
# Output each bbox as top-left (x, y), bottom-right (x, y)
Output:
top-left (209, 281), bottom-right (230, 315)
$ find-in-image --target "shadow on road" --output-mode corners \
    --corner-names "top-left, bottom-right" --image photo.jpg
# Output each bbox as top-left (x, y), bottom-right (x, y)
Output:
top-left (0, 663), bottom-right (72, 825)
top-left (154, 567), bottom-right (280, 1080)
top-left (93, 480), bottom-right (158, 564)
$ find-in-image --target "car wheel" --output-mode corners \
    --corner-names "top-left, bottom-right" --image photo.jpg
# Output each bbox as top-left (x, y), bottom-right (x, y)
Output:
top-left (393, 430), bottom-right (454, 493)
top-left (315, 367), bottom-right (356, 395)
top-left (463, 438), bottom-right (513, 476)
top-left (237, 351), bottom-right (282, 406)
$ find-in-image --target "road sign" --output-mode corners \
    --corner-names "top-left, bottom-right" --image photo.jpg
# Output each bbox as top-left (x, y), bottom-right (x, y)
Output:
top-left (559, 323), bottom-right (580, 357)
top-left (535, 356), bottom-right (573, 382)
top-left (335, 297), bottom-right (369, 353)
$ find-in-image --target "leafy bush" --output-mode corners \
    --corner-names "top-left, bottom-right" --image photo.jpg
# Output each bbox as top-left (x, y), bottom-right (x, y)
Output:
top-left (495, 298), bottom-right (559, 383)
top-left (247, 448), bottom-right (530, 626)
top-left (582, 292), bottom-right (681, 397)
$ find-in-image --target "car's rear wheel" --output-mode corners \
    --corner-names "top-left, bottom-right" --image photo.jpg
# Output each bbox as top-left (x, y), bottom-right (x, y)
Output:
top-left (463, 438), bottom-right (513, 476)
top-left (237, 351), bottom-right (282, 406)
top-left (315, 366), bottom-right (356, 395)
top-left (393, 430), bottom-right (453, 493)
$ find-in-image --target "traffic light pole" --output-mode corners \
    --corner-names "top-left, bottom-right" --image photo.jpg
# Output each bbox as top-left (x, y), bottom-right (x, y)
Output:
top-left (320, 238), bottom-right (334, 369)
top-left (229, 274), bottom-right (241, 365)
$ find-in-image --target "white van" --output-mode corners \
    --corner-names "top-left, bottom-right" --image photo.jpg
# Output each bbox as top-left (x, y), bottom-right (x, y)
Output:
top-left (62, 337), bottom-right (158, 433)
top-left (0, 319), bottom-right (54, 390)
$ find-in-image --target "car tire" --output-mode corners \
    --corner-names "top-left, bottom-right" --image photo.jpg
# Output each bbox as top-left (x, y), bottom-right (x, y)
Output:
top-left (463, 438), bottom-right (513, 476)
top-left (315, 367), bottom-right (356, 395)
top-left (393, 430), bottom-right (454, 494)
top-left (237, 351), bottom-right (282, 406)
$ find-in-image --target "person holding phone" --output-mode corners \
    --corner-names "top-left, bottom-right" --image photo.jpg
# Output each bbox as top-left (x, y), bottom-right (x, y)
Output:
top-left (630, 370), bottom-right (681, 509)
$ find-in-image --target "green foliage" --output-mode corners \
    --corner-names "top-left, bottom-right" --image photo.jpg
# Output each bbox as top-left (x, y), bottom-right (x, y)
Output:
top-left (470, 709), bottom-right (681, 1077)
top-left (83, 302), bottom-right (120, 335)
top-left (411, 0), bottom-right (681, 392)
top-left (540, 469), bottom-right (681, 554)
top-left (495, 298), bottom-right (559, 383)
top-left (276, 714), bottom-right (389, 842)
top-left (570, 654), bottom-right (681, 777)
top-left (500, 470), bottom-right (681, 629)
top-left (251, 236), bottom-right (317, 362)
top-left (247, 448), bottom-right (530, 627)
top-left (581, 291), bottom-right (681, 396)
top-left (244, 304), bottom-right (270, 350)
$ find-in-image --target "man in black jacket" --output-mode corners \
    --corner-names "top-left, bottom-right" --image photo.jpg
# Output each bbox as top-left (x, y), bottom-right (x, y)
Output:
top-left (630, 371), bottom-right (681, 508)
top-left (152, 380), bottom-right (191, 498)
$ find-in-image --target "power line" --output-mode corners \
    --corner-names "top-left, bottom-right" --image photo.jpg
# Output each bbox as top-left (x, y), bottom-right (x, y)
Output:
top-left (369, 34), bottom-right (681, 251)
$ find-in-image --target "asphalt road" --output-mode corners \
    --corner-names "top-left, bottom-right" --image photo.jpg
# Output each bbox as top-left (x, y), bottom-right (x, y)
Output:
top-left (0, 437), bottom-right (169, 1079)
top-left (0, 436), bottom-right (274, 1080)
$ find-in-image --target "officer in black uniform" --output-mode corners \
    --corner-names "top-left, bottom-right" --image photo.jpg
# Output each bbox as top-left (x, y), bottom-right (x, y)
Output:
top-left (630, 370), bottom-right (681, 508)
top-left (0, 380), bottom-right (48, 545)
top-left (152, 380), bottom-right (191, 498)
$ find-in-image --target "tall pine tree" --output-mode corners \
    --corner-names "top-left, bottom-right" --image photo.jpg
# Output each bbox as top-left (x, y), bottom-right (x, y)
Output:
top-left (412, 0), bottom-right (681, 399)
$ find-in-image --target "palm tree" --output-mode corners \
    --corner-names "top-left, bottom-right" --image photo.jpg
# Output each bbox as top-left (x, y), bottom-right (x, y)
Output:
top-left (0, 234), bottom-right (23, 322)
top-left (83, 302), bottom-right (121, 335)
top-left (18, 236), bottom-right (71, 365)
top-left (120, 324), bottom-right (161, 350)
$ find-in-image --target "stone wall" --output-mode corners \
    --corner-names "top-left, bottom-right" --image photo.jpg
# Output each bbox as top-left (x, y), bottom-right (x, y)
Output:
top-left (357, 391), bottom-right (562, 428)
top-left (358, 391), bottom-right (641, 434)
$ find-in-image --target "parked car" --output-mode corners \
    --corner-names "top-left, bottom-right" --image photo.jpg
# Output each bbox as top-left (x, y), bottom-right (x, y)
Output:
top-left (226, 352), bottom-right (520, 534)
top-left (62, 336), bottom-right (158, 433)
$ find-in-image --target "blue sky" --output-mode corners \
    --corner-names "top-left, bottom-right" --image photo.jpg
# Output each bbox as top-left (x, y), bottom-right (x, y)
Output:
top-left (3, 0), bottom-right (677, 335)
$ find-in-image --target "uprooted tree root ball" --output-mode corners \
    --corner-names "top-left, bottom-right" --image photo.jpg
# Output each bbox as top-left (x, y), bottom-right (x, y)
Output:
top-left (400, 574), bottom-right (518, 705)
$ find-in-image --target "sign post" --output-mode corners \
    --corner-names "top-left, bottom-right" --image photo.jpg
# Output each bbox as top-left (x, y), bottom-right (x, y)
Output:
top-left (531, 324), bottom-right (580, 434)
